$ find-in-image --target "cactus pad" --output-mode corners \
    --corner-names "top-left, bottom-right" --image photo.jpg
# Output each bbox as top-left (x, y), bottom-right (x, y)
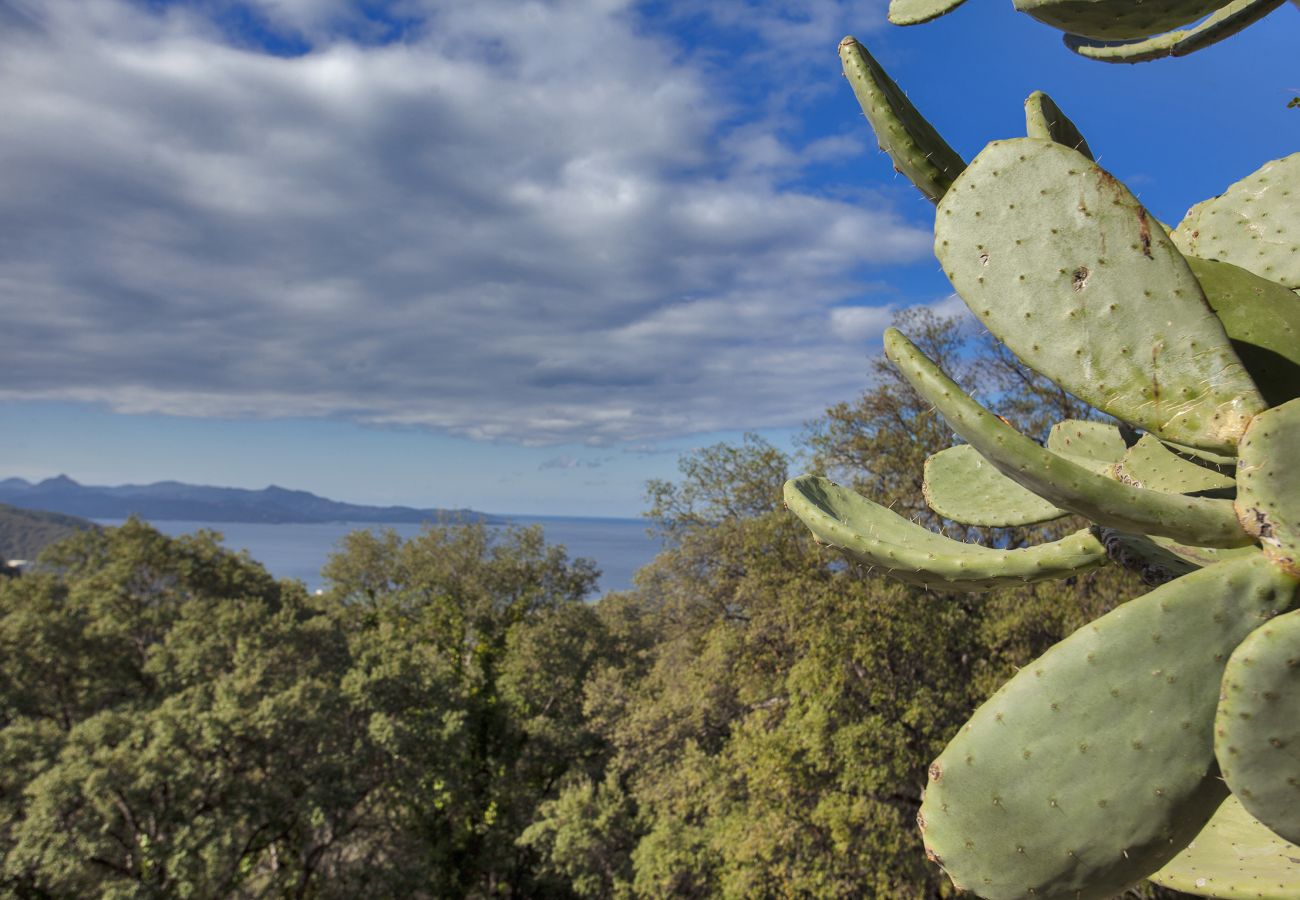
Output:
top-left (1162, 440), bottom-right (1238, 473)
top-left (838, 37), bottom-right (967, 203)
top-left (1116, 434), bottom-right (1236, 496)
top-left (1046, 419), bottom-right (1130, 469)
top-left (1064, 0), bottom-right (1287, 62)
top-left (923, 444), bottom-right (1069, 526)
top-left (1149, 794), bottom-right (1300, 898)
top-left (792, 21), bottom-right (1300, 898)
top-left (1151, 536), bottom-right (1261, 570)
top-left (935, 138), bottom-right (1264, 452)
top-left (1024, 90), bottom-right (1094, 160)
top-left (1235, 398), bottom-right (1300, 570)
top-left (783, 475), bottom-right (1106, 591)
top-left (884, 328), bottom-right (1254, 548)
top-left (1174, 153), bottom-right (1300, 291)
top-left (1188, 256), bottom-right (1300, 408)
top-left (1012, 0), bottom-right (1224, 39)
top-left (888, 0), bottom-right (969, 25)
top-left (1215, 608), bottom-right (1300, 845)
top-left (918, 554), bottom-right (1296, 900)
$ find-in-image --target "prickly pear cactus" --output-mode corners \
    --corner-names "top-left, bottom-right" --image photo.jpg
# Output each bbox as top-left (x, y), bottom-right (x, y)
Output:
top-left (785, 34), bottom-right (1300, 900)
top-left (884, 0), bottom-right (1291, 62)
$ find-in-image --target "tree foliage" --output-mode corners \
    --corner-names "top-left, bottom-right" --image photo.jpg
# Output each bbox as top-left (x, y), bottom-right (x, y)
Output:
top-left (0, 311), bottom-right (1189, 897)
top-left (524, 312), bottom-right (1165, 898)
top-left (0, 518), bottom-right (605, 898)
top-left (0, 503), bottom-right (96, 563)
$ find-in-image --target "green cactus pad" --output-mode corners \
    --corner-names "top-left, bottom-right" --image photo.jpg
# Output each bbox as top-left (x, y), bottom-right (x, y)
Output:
top-left (1013, 0), bottom-right (1225, 40)
top-left (1236, 398), bottom-right (1300, 571)
top-left (838, 37), bottom-right (967, 203)
top-left (924, 445), bottom-right (1069, 526)
top-left (888, 0), bottom-right (969, 25)
top-left (1116, 434), bottom-right (1237, 496)
top-left (922, 435), bottom-right (1125, 527)
top-left (1024, 90), bottom-right (1094, 160)
top-left (1064, 0), bottom-right (1287, 62)
top-left (1216, 609), bottom-right (1300, 845)
top-left (1188, 256), bottom-right (1300, 408)
top-left (919, 554), bottom-right (1296, 900)
top-left (1162, 440), bottom-right (1238, 473)
top-left (1046, 419), bottom-right (1130, 470)
top-left (1151, 536), bottom-right (1260, 569)
top-left (783, 474), bottom-right (1106, 591)
top-left (1149, 794), bottom-right (1300, 898)
top-left (885, 328), bottom-right (1255, 548)
top-left (935, 138), bottom-right (1264, 453)
top-left (1174, 153), bottom-right (1300, 290)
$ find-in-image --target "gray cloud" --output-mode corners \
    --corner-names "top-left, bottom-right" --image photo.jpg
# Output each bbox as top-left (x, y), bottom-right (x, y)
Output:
top-left (538, 454), bottom-right (606, 471)
top-left (0, 0), bottom-right (931, 445)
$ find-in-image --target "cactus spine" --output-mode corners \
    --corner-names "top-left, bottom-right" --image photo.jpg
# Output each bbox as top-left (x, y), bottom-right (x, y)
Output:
top-left (786, 26), bottom-right (1300, 900)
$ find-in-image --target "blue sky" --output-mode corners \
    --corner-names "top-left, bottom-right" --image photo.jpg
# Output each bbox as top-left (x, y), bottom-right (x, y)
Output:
top-left (0, 0), bottom-right (1295, 517)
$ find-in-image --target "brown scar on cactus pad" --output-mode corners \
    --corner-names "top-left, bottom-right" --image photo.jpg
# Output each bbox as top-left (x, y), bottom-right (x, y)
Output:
top-left (1137, 209), bottom-right (1154, 258)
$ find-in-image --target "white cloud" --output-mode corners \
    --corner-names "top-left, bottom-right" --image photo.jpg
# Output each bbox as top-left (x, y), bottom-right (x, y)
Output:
top-left (829, 305), bottom-right (892, 341)
top-left (0, 0), bottom-right (931, 445)
top-left (539, 454), bottom-right (606, 470)
top-left (676, 0), bottom-right (889, 52)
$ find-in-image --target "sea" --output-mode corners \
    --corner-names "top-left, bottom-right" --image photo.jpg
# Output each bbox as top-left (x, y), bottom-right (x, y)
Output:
top-left (93, 515), bottom-right (662, 598)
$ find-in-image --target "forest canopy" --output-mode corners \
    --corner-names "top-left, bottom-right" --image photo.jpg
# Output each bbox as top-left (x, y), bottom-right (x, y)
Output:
top-left (0, 313), bottom-right (1183, 898)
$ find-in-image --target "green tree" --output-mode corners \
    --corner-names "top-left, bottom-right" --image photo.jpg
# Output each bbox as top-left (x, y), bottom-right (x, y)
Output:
top-left (0, 518), bottom-right (608, 899)
top-left (527, 311), bottom-right (1155, 898)
top-left (321, 522), bottom-right (605, 897)
top-left (0, 520), bottom-right (364, 897)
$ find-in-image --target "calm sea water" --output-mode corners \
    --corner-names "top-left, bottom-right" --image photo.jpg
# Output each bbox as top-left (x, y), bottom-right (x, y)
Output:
top-left (93, 516), bottom-right (661, 597)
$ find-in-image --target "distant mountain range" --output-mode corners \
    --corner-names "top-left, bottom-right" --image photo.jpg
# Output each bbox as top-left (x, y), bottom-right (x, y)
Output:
top-left (0, 476), bottom-right (503, 526)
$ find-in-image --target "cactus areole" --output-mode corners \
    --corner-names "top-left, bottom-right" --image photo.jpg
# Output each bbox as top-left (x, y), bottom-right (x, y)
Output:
top-left (785, 30), bottom-right (1300, 900)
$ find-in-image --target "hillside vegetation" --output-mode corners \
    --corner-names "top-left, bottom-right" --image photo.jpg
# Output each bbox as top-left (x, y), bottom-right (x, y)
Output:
top-left (0, 313), bottom-right (1188, 897)
top-left (0, 503), bottom-right (97, 561)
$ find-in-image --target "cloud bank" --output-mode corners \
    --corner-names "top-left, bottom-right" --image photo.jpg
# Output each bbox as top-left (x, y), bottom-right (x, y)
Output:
top-left (0, 0), bottom-right (931, 445)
